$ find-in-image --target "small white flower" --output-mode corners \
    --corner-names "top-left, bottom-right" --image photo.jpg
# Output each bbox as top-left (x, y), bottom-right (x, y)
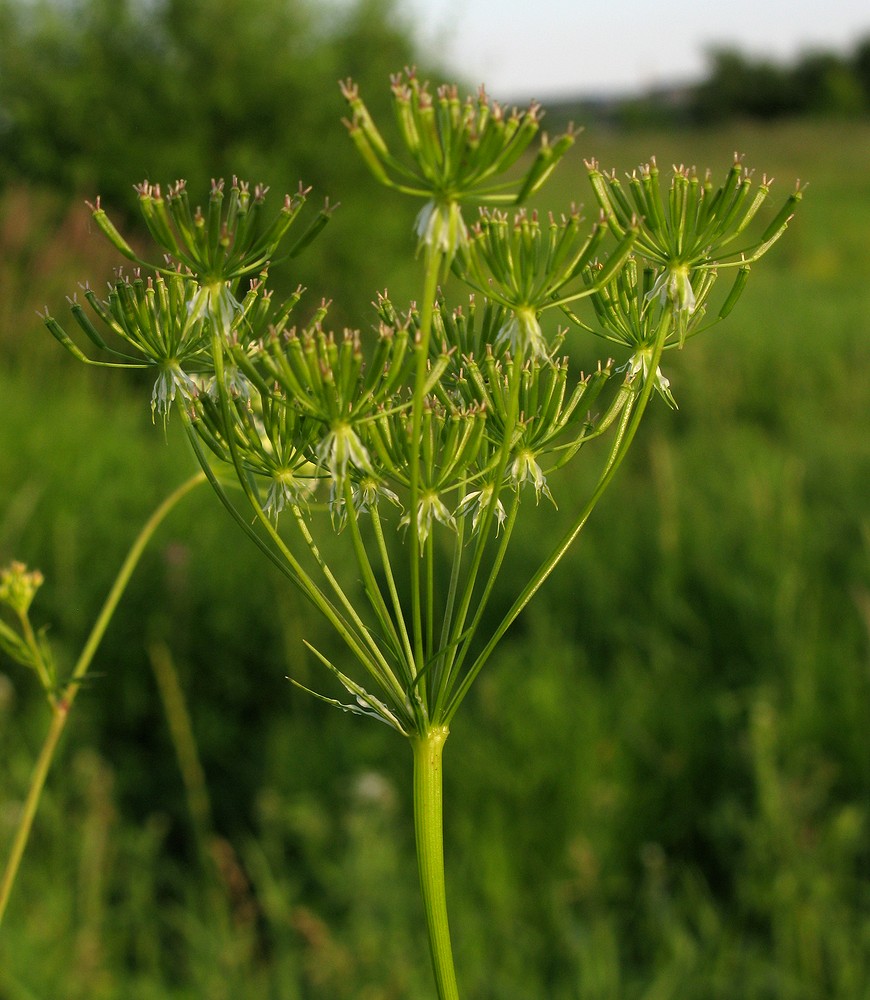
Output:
top-left (400, 491), bottom-right (456, 548)
top-left (415, 200), bottom-right (468, 257)
top-left (328, 476), bottom-right (402, 530)
top-left (151, 363), bottom-right (199, 421)
top-left (263, 472), bottom-right (313, 521)
top-left (647, 264), bottom-right (696, 314)
top-left (622, 348), bottom-right (678, 409)
top-left (187, 282), bottom-right (243, 335)
top-left (455, 484), bottom-right (506, 534)
top-left (510, 450), bottom-right (555, 505)
top-left (205, 361), bottom-right (250, 401)
top-left (352, 477), bottom-right (401, 514)
top-left (496, 307), bottom-right (548, 359)
top-left (315, 423), bottom-right (373, 489)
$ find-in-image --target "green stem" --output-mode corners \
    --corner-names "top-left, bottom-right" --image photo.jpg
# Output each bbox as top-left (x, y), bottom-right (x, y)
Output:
top-left (289, 505), bottom-right (399, 688)
top-left (200, 340), bottom-right (388, 683)
top-left (67, 472), bottom-right (207, 700)
top-left (0, 471), bottom-right (206, 928)
top-left (436, 489), bottom-right (521, 719)
top-left (370, 504), bottom-right (418, 692)
top-left (433, 512), bottom-right (466, 697)
top-left (412, 727), bottom-right (460, 1000)
top-left (445, 312), bottom-right (673, 723)
top-left (425, 526), bottom-right (436, 666)
top-left (17, 613), bottom-right (54, 701)
top-left (409, 248), bottom-right (445, 689)
top-left (435, 351), bottom-right (524, 714)
top-left (339, 485), bottom-right (409, 697)
top-left (0, 700), bottom-right (67, 928)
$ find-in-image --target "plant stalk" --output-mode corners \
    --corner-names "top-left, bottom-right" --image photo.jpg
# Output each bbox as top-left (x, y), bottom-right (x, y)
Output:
top-left (0, 698), bottom-right (67, 926)
top-left (412, 727), bottom-right (459, 1000)
top-left (0, 471), bottom-right (205, 927)
top-left (409, 247), bottom-right (445, 686)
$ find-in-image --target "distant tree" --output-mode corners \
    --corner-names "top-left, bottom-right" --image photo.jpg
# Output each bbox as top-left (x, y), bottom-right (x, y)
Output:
top-left (692, 48), bottom-right (801, 122)
top-left (851, 36), bottom-right (870, 109)
top-left (793, 50), bottom-right (865, 115)
top-left (0, 0), bottom-right (425, 317)
top-left (690, 39), bottom-right (870, 123)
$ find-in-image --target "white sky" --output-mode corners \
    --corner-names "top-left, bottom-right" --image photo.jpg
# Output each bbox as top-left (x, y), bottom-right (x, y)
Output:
top-left (405, 0), bottom-right (870, 100)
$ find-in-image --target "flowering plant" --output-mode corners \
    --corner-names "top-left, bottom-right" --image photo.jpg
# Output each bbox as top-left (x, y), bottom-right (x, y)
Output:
top-left (40, 68), bottom-right (799, 997)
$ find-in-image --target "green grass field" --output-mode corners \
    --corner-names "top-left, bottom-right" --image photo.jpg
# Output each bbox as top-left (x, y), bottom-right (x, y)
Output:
top-left (1, 118), bottom-right (868, 999)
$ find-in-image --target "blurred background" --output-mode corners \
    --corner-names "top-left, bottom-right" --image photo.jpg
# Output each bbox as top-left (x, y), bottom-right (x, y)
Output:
top-left (0, 1), bottom-right (868, 997)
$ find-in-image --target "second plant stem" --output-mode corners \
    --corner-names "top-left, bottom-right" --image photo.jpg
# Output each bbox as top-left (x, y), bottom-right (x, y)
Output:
top-left (0, 471), bottom-right (205, 927)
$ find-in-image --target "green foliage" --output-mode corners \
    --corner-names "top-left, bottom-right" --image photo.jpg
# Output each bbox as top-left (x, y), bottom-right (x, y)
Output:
top-left (0, 0), bottom-right (422, 321)
top-left (542, 37), bottom-right (870, 133)
top-left (692, 38), bottom-right (870, 122)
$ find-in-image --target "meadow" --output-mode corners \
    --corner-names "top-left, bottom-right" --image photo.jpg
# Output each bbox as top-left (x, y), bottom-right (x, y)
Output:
top-left (0, 116), bottom-right (868, 998)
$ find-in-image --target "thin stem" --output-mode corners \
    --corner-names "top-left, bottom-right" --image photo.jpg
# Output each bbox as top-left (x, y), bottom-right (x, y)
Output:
top-left (202, 338), bottom-right (387, 682)
top-left (436, 489), bottom-right (521, 718)
top-left (68, 472), bottom-right (207, 697)
top-left (409, 248), bottom-right (445, 691)
top-left (437, 351), bottom-right (524, 710)
top-left (0, 471), bottom-right (206, 927)
top-left (16, 611), bottom-right (54, 702)
top-left (339, 486), bottom-right (409, 697)
top-left (289, 505), bottom-right (399, 687)
top-left (446, 312), bottom-right (673, 723)
top-left (434, 514), bottom-right (466, 691)
top-left (370, 504), bottom-right (418, 690)
top-left (0, 702), bottom-right (67, 927)
top-left (412, 727), bottom-right (460, 1000)
top-left (425, 526), bottom-right (436, 668)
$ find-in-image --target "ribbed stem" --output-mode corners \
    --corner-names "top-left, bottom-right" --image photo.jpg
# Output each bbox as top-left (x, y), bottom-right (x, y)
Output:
top-left (412, 727), bottom-right (459, 1000)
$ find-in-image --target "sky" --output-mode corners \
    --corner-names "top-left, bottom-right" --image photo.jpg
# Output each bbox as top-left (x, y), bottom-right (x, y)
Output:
top-left (405, 0), bottom-right (870, 101)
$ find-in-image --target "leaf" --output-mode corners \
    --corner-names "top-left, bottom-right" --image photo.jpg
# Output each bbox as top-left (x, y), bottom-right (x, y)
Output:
top-left (296, 641), bottom-right (410, 735)
top-left (0, 619), bottom-right (34, 669)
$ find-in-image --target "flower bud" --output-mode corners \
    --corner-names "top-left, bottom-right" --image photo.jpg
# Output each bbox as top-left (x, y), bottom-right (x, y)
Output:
top-left (0, 562), bottom-right (44, 617)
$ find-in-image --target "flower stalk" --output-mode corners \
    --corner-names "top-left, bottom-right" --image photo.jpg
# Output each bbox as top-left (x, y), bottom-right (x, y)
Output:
top-left (0, 472), bottom-right (206, 926)
top-left (413, 727), bottom-right (459, 1000)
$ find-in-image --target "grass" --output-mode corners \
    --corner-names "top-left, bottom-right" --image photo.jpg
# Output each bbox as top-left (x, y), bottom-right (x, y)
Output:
top-left (0, 117), bottom-right (868, 997)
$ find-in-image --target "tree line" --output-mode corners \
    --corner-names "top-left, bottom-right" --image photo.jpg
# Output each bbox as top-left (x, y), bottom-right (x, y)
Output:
top-left (543, 35), bottom-right (870, 131)
top-left (0, 0), bottom-right (423, 322)
top-left (692, 36), bottom-right (870, 120)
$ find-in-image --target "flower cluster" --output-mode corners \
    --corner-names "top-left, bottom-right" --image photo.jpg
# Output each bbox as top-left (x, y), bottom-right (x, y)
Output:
top-left (454, 206), bottom-right (635, 358)
top-left (45, 73), bottom-right (799, 737)
top-left (0, 562), bottom-right (44, 618)
top-left (555, 157), bottom-right (804, 402)
top-left (584, 155), bottom-right (802, 343)
top-left (341, 68), bottom-right (575, 259)
top-left (0, 562), bottom-right (55, 697)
